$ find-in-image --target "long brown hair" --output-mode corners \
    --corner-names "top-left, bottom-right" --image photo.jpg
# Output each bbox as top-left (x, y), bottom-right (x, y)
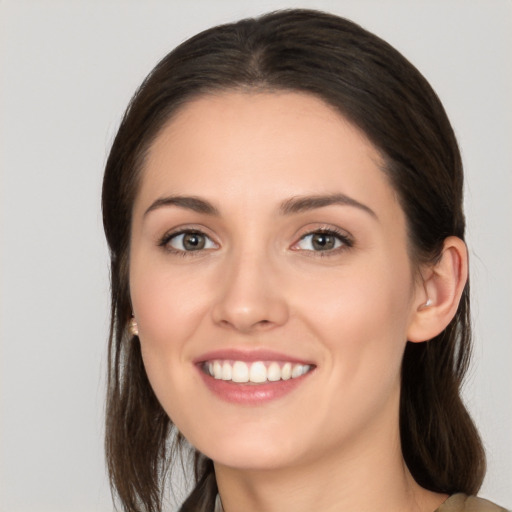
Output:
top-left (102, 9), bottom-right (485, 512)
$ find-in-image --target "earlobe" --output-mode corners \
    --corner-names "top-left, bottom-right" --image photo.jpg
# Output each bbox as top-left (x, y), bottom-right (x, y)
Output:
top-left (407, 236), bottom-right (468, 343)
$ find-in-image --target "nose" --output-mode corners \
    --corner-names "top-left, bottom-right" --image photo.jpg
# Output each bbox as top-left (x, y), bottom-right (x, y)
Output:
top-left (211, 251), bottom-right (289, 334)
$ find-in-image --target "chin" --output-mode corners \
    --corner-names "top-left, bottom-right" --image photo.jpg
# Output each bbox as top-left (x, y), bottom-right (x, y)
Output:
top-left (207, 443), bottom-right (297, 471)
top-left (188, 422), bottom-right (304, 471)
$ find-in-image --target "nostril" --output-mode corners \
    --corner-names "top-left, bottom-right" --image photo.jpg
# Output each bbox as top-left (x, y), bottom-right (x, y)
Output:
top-left (254, 319), bottom-right (274, 330)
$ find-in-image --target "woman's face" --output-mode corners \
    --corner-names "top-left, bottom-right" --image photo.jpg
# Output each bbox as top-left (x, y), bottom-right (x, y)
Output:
top-left (129, 91), bottom-right (423, 471)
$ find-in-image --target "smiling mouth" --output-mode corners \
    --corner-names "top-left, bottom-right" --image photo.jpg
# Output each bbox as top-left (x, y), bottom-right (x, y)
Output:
top-left (201, 360), bottom-right (314, 384)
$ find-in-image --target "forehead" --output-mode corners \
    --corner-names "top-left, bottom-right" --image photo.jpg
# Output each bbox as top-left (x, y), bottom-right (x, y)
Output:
top-left (135, 91), bottom-right (399, 221)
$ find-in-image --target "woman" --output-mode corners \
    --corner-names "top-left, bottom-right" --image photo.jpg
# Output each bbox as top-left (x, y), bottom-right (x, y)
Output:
top-left (102, 9), bottom-right (507, 512)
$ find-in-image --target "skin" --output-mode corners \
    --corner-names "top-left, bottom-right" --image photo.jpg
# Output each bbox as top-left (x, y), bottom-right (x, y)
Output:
top-left (129, 91), bottom-right (465, 512)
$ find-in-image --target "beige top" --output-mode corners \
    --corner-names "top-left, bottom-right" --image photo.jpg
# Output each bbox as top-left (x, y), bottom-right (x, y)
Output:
top-left (437, 494), bottom-right (509, 512)
top-left (214, 493), bottom-right (509, 512)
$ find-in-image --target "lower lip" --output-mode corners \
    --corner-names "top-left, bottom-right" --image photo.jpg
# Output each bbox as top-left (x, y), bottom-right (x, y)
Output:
top-left (197, 367), bottom-right (313, 405)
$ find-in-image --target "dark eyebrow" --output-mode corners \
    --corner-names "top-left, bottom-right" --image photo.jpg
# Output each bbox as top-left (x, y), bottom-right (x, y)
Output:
top-left (279, 193), bottom-right (377, 219)
top-left (144, 196), bottom-right (220, 217)
top-left (144, 193), bottom-right (377, 219)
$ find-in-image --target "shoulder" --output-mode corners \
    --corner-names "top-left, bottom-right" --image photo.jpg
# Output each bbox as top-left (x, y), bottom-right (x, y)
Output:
top-left (437, 494), bottom-right (510, 512)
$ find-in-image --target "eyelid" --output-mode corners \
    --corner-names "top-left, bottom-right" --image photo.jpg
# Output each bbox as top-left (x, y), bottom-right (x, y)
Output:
top-left (158, 225), bottom-right (219, 254)
top-left (156, 223), bottom-right (353, 256)
top-left (290, 225), bottom-right (354, 253)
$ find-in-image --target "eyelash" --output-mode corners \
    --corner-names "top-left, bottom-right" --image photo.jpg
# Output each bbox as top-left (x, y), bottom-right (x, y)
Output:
top-left (293, 227), bottom-right (353, 257)
top-left (158, 229), bottom-right (217, 257)
top-left (158, 227), bottom-right (353, 257)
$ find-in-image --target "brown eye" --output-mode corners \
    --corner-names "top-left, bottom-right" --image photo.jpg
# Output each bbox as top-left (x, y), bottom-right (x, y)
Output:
top-left (311, 233), bottom-right (337, 250)
top-left (296, 231), bottom-right (347, 252)
top-left (182, 233), bottom-right (206, 250)
top-left (166, 231), bottom-right (216, 252)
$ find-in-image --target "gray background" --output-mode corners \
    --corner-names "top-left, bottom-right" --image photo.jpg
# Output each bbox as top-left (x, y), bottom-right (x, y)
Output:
top-left (1, 1), bottom-right (510, 510)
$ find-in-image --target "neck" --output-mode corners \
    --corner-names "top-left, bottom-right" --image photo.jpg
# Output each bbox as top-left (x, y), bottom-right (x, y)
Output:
top-left (214, 399), bottom-right (446, 512)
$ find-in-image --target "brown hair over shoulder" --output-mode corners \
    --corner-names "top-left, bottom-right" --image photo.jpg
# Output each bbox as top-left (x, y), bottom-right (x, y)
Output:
top-left (102, 9), bottom-right (485, 512)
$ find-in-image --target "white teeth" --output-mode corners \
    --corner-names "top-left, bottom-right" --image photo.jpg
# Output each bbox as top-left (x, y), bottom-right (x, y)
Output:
top-left (249, 361), bottom-right (267, 383)
top-left (267, 362), bottom-right (281, 382)
top-left (281, 362), bottom-right (292, 380)
top-left (206, 360), bottom-right (312, 383)
top-left (232, 361), bottom-right (249, 383)
top-left (221, 361), bottom-right (232, 381)
top-left (291, 364), bottom-right (304, 378)
top-left (213, 361), bottom-right (223, 380)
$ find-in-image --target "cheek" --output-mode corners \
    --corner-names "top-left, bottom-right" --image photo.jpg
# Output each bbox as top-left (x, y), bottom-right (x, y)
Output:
top-left (284, 261), bottom-right (413, 445)
top-left (130, 262), bottom-right (211, 350)
top-left (296, 253), bottom-right (414, 382)
top-left (129, 262), bottom-right (213, 427)
top-left (303, 255), bottom-right (412, 332)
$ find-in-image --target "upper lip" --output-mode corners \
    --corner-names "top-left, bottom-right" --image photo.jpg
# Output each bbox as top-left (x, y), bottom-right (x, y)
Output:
top-left (193, 348), bottom-right (315, 365)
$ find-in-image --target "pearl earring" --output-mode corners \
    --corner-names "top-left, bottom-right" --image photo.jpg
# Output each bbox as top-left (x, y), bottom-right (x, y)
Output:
top-left (423, 298), bottom-right (433, 307)
top-left (129, 317), bottom-right (139, 336)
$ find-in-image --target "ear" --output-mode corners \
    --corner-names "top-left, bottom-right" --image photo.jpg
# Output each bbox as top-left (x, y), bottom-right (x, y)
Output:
top-left (407, 236), bottom-right (468, 343)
